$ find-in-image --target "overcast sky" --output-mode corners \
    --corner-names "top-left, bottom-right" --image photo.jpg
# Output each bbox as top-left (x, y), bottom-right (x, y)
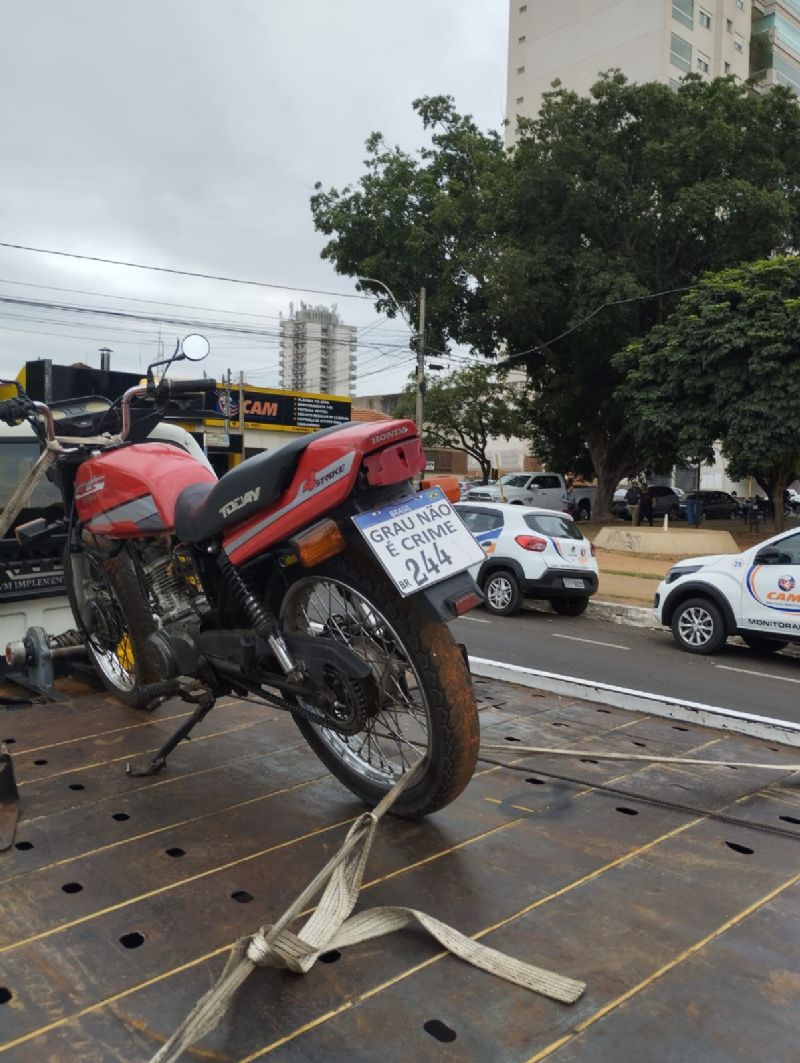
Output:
top-left (0, 1), bottom-right (508, 397)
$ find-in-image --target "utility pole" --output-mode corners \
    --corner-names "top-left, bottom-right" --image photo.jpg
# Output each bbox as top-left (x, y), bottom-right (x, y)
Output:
top-left (416, 286), bottom-right (426, 431)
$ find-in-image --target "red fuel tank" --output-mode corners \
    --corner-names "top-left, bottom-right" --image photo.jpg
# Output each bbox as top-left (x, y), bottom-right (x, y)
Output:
top-left (75, 443), bottom-right (216, 537)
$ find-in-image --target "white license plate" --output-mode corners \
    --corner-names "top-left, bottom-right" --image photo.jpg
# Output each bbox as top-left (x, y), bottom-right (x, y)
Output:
top-left (353, 487), bottom-right (486, 596)
top-left (563, 578), bottom-right (585, 589)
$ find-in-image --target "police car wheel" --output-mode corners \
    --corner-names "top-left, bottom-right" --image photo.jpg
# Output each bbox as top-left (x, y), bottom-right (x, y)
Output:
top-left (482, 571), bottom-right (522, 616)
top-left (551, 596), bottom-right (589, 617)
top-left (741, 634), bottom-right (789, 654)
top-left (671, 597), bottom-right (727, 655)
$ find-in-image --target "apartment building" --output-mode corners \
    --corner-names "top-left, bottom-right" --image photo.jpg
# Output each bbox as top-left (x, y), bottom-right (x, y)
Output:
top-left (753, 1), bottom-right (800, 93)
top-left (507, 0), bottom-right (799, 139)
top-left (279, 303), bottom-right (357, 397)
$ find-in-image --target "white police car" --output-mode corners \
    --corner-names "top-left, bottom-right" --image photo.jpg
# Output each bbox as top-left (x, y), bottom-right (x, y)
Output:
top-left (454, 502), bottom-right (598, 616)
top-left (654, 526), bottom-right (800, 654)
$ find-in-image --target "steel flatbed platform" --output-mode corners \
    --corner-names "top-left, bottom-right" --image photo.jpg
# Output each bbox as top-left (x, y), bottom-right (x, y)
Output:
top-left (0, 674), bottom-right (798, 1061)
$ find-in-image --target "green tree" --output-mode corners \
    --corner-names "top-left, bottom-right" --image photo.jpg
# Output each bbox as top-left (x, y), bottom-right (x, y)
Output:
top-left (490, 73), bottom-right (800, 517)
top-left (311, 77), bottom-right (800, 517)
top-left (618, 257), bottom-right (800, 531)
top-left (311, 95), bottom-right (505, 355)
top-left (393, 364), bottom-right (523, 483)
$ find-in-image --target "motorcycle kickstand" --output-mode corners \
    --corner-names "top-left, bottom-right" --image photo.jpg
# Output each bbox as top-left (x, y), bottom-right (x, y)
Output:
top-left (126, 678), bottom-right (216, 777)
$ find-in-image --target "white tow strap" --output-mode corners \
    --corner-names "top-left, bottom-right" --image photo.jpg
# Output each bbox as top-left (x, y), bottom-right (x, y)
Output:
top-left (0, 431), bottom-right (123, 541)
top-left (0, 442), bottom-right (60, 540)
top-left (149, 762), bottom-right (585, 1063)
top-left (478, 742), bottom-right (800, 771)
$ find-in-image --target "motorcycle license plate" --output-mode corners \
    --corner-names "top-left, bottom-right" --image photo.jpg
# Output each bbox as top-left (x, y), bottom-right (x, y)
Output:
top-left (563, 578), bottom-right (585, 589)
top-left (353, 487), bottom-right (485, 596)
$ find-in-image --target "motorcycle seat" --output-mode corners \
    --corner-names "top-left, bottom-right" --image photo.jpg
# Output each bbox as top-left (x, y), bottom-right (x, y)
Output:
top-left (173, 422), bottom-right (352, 543)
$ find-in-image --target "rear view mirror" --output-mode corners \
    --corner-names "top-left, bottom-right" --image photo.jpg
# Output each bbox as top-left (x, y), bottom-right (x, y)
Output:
top-left (181, 334), bottom-right (210, 362)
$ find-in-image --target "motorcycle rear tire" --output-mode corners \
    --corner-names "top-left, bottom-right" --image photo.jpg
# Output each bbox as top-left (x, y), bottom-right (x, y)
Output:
top-left (64, 544), bottom-right (159, 709)
top-left (279, 550), bottom-right (479, 817)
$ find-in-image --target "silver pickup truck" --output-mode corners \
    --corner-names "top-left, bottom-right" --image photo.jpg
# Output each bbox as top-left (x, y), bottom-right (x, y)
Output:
top-left (466, 472), bottom-right (597, 521)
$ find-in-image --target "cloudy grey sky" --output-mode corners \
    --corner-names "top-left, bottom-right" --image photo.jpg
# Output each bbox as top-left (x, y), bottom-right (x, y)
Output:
top-left (0, 1), bottom-right (508, 396)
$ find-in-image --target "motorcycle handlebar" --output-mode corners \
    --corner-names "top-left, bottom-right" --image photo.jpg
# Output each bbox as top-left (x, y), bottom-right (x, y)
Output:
top-left (120, 377), bottom-right (216, 439)
top-left (3, 376), bottom-right (217, 443)
top-left (0, 398), bottom-right (54, 442)
top-left (147, 377), bottom-right (216, 399)
top-left (0, 397), bottom-right (30, 426)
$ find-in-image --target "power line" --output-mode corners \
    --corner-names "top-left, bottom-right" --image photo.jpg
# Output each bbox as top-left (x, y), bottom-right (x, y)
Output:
top-left (0, 276), bottom-right (288, 322)
top-left (0, 277), bottom-right (414, 342)
top-left (499, 284), bottom-right (696, 367)
top-left (0, 240), bottom-right (373, 301)
top-left (0, 296), bottom-right (411, 357)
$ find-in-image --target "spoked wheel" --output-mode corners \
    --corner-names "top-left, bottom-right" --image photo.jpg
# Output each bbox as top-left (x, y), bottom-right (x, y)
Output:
top-left (279, 552), bottom-right (479, 816)
top-left (64, 545), bottom-right (158, 708)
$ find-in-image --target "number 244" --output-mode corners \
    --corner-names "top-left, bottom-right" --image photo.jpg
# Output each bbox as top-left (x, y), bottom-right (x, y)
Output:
top-left (404, 542), bottom-right (452, 586)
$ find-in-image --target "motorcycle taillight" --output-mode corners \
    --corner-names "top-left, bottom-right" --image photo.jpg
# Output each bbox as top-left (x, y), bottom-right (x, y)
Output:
top-left (362, 438), bottom-right (426, 487)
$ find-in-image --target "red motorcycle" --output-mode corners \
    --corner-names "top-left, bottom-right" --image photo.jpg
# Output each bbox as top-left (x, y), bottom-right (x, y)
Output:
top-left (0, 337), bottom-right (482, 815)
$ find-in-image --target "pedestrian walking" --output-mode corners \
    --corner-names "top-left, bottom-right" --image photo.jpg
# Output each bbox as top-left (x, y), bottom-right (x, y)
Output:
top-left (561, 478), bottom-right (577, 518)
top-left (625, 482), bottom-right (641, 526)
top-left (637, 483), bottom-right (654, 527)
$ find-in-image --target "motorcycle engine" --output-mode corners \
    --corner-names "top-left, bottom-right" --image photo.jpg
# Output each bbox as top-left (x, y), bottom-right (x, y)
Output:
top-left (142, 542), bottom-right (208, 625)
top-left (140, 542), bottom-right (209, 680)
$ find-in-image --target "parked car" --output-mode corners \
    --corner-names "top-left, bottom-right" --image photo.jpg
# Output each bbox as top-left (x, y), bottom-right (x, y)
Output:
top-left (467, 473), bottom-right (596, 521)
top-left (613, 485), bottom-right (684, 521)
top-left (455, 502), bottom-right (599, 616)
top-left (677, 490), bottom-right (741, 521)
top-left (654, 525), bottom-right (800, 654)
top-left (459, 477), bottom-right (495, 500)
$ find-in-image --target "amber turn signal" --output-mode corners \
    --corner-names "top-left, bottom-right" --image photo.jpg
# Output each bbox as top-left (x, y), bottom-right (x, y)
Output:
top-left (289, 519), bottom-right (346, 568)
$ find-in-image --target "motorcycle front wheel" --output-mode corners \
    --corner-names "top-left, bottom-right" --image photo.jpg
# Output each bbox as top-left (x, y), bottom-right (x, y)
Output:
top-left (279, 551), bottom-right (479, 816)
top-left (64, 544), bottom-right (158, 708)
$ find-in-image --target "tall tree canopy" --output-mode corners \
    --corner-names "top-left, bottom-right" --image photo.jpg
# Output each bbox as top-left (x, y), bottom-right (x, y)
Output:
top-left (311, 76), bottom-right (800, 515)
top-left (311, 95), bottom-right (504, 355)
top-left (618, 257), bottom-right (800, 531)
top-left (493, 73), bottom-right (800, 515)
top-left (393, 364), bottom-right (523, 483)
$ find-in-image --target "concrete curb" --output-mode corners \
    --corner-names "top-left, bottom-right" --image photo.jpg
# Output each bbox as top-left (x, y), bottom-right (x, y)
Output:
top-left (588, 599), bottom-right (660, 629)
top-left (522, 598), bottom-right (660, 629)
top-left (469, 656), bottom-right (800, 748)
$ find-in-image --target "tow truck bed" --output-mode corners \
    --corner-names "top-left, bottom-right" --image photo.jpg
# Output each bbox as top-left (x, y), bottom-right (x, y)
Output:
top-left (0, 675), bottom-right (798, 1061)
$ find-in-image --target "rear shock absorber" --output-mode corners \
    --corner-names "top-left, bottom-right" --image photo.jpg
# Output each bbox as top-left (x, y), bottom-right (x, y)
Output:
top-left (216, 551), bottom-right (298, 677)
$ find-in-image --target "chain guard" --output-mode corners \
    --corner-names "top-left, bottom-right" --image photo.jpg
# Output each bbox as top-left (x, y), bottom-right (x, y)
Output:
top-left (254, 672), bottom-right (376, 735)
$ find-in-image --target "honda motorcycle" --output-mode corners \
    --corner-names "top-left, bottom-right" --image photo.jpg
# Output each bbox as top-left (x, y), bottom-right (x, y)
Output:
top-left (0, 336), bottom-right (483, 815)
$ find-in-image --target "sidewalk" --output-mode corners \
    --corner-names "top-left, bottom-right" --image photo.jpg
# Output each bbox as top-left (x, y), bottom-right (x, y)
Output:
top-left (586, 520), bottom-right (749, 626)
top-left (595, 547), bottom-right (668, 608)
top-left (587, 517), bottom-right (769, 609)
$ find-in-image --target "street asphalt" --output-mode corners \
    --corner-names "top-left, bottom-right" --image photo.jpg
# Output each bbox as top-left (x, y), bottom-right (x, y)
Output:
top-left (453, 606), bottom-right (800, 726)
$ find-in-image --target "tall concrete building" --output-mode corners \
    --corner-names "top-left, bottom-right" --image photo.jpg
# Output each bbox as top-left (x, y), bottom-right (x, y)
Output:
top-left (279, 303), bottom-right (357, 397)
top-left (754, 1), bottom-right (800, 93)
top-left (507, 0), bottom-right (800, 139)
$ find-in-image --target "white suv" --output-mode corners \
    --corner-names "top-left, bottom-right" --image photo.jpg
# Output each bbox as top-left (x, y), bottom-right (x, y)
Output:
top-left (655, 527), bottom-right (800, 654)
top-left (455, 502), bottom-right (598, 616)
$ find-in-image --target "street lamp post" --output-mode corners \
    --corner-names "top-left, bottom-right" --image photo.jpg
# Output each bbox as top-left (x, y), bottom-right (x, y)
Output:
top-left (358, 277), bottom-right (427, 437)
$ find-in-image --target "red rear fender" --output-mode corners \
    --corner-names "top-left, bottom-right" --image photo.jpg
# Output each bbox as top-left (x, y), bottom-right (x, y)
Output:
top-left (223, 419), bottom-right (422, 565)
